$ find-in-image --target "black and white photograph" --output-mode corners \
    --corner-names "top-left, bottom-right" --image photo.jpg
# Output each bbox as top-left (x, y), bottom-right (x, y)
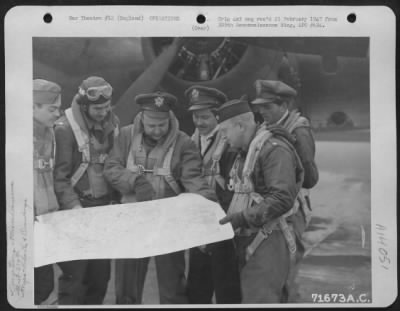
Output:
top-left (5, 6), bottom-right (396, 308)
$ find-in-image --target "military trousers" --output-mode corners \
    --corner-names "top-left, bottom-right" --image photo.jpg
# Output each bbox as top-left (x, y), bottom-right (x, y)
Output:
top-left (236, 229), bottom-right (291, 303)
top-left (283, 209), bottom-right (307, 302)
top-left (57, 259), bottom-right (110, 305)
top-left (34, 264), bottom-right (54, 305)
top-left (187, 239), bottom-right (242, 304)
top-left (57, 200), bottom-right (112, 305)
top-left (115, 250), bottom-right (188, 304)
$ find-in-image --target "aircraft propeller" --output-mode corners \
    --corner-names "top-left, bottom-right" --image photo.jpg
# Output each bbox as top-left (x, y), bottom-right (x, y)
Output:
top-left (113, 37), bottom-right (187, 126)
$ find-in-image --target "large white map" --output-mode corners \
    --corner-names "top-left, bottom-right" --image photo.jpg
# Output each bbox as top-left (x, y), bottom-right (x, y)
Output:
top-left (34, 193), bottom-right (233, 267)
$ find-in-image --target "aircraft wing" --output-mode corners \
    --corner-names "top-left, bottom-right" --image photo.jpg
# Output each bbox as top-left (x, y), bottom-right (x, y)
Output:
top-left (232, 37), bottom-right (369, 58)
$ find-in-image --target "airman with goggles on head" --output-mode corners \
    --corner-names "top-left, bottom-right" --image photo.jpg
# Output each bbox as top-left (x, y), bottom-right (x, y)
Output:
top-left (53, 76), bottom-right (119, 305)
top-left (75, 77), bottom-right (114, 124)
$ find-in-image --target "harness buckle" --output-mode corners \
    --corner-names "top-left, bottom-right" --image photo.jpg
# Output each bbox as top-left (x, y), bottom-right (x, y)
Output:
top-left (98, 153), bottom-right (108, 163)
top-left (91, 153), bottom-right (108, 164)
top-left (137, 164), bottom-right (153, 175)
top-left (36, 158), bottom-right (53, 170)
top-left (227, 178), bottom-right (234, 191)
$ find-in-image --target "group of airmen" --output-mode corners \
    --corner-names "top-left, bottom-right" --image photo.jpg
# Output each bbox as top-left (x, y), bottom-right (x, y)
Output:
top-left (33, 75), bottom-right (318, 305)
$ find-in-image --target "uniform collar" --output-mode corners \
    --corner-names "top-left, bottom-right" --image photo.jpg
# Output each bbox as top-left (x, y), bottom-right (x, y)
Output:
top-left (200, 124), bottom-right (219, 141)
top-left (276, 109), bottom-right (289, 125)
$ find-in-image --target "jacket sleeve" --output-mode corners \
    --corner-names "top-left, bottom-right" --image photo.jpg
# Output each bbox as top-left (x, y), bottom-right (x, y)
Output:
top-left (53, 124), bottom-right (81, 210)
top-left (294, 126), bottom-right (319, 189)
top-left (178, 138), bottom-right (218, 202)
top-left (103, 126), bottom-right (139, 194)
top-left (244, 143), bottom-right (299, 228)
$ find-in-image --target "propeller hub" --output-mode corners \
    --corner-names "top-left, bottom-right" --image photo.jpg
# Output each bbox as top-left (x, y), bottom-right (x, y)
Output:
top-left (150, 37), bottom-right (247, 82)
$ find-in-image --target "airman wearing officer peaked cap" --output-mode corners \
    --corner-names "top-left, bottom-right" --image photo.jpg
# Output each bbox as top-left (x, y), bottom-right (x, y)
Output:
top-left (105, 88), bottom-right (216, 305)
top-left (184, 86), bottom-right (242, 304)
top-left (252, 80), bottom-right (297, 105)
top-left (135, 91), bottom-right (177, 119)
top-left (250, 79), bottom-right (319, 302)
top-left (185, 85), bottom-right (228, 111)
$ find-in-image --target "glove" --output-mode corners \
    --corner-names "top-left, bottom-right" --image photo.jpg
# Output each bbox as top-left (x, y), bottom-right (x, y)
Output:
top-left (219, 211), bottom-right (248, 230)
top-left (133, 175), bottom-right (154, 202)
top-left (204, 242), bottom-right (219, 254)
top-left (198, 243), bottom-right (218, 255)
top-left (197, 244), bottom-right (209, 254)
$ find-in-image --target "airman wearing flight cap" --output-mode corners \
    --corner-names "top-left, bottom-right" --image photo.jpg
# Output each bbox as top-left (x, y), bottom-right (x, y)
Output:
top-left (53, 76), bottom-right (119, 305)
top-left (184, 86), bottom-right (241, 304)
top-left (217, 98), bottom-right (304, 303)
top-left (251, 79), bottom-right (319, 300)
top-left (104, 91), bottom-right (217, 305)
top-left (33, 78), bottom-right (61, 305)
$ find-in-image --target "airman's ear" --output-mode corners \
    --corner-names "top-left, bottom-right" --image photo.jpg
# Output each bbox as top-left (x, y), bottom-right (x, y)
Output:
top-left (33, 103), bottom-right (42, 109)
top-left (280, 100), bottom-right (289, 111)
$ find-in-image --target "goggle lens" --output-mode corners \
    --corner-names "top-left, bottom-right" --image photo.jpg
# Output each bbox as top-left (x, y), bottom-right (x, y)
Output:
top-left (81, 84), bottom-right (113, 101)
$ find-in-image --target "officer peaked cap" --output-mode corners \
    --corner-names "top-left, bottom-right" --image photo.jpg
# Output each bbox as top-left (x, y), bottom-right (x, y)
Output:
top-left (185, 85), bottom-right (228, 111)
top-left (251, 80), bottom-right (297, 105)
top-left (135, 91), bottom-right (177, 113)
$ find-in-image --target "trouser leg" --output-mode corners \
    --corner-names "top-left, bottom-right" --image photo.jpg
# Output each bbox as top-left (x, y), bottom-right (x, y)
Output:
top-left (34, 264), bottom-right (54, 305)
top-left (115, 258), bottom-right (150, 304)
top-left (211, 240), bottom-right (242, 304)
top-left (238, 230), bottom-right (290, 303)
top-left (187, 247), bottom-right (213, 304)
top-left (283, 212), bottom-right (307, 302)
top-left (155, 251), bottom-right (188, 304)
top-left (57, 260), bottom-right (88, 305)
top-left (83, 259), bottom-right (111, 304)
top-left (283, 234), bottom-right (305, 302)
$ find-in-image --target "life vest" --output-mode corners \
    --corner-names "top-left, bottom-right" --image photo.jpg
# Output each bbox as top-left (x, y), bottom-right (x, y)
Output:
top-left (227, 124), bottom-right (304, 262)
top-left (122, 111), bottom-right (182, 203)
top-left (191, 128), bottom-right (227, 190)
top-left (280, 110), bottom-right (310, 133)
top-left (33, 125), bottom-right (59, 216)
top-left (65, 107), bottom-right (118, 198)
top-left (279, 110), bottom-right (314, 224)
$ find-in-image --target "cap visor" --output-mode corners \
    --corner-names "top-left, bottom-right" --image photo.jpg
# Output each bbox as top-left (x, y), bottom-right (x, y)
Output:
top-left (188, 103), bottom-right (216, 111)
top-left (251, 98), bottom-right (276, 105)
